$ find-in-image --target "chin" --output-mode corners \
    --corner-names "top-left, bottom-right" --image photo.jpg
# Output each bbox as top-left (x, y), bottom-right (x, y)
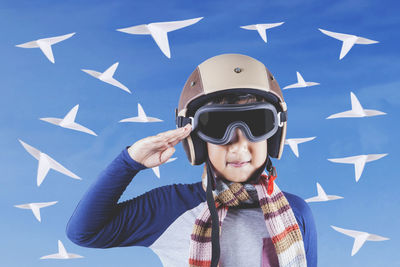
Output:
top-left (224, 172), bottom-right (252, 183)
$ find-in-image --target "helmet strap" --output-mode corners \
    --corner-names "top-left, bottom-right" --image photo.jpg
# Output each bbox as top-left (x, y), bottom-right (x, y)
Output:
top-left (264, 155), bottom-right (277, 195)
top-left (204, 155), bottom-right (275, 266)
top-left (205, 158), bottom-right (220, 267)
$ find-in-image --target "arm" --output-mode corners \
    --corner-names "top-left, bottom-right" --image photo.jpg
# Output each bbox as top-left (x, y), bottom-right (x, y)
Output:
top-left (66, 125), bottom-right (193, 248)
top-left (65, 148), bottom-right (148, 248)
top-left (300, 200), bottom-right (317, 267)
top-left (284, 192), bottom-right (318, 267)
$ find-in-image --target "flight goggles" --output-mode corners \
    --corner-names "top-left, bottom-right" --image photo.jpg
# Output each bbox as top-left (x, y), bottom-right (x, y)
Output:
top-left (177, 102), bottom-right (286, 145)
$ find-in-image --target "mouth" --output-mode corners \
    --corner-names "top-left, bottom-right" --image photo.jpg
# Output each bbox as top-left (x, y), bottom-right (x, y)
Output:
top-left (227, 161), bottom-right (250, 168)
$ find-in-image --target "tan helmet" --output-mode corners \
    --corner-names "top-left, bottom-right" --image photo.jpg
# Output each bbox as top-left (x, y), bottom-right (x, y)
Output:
top-left (176, 54), bottom-right (287, 165)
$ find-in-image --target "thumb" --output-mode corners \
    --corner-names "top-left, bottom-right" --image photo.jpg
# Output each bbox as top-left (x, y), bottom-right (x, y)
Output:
top-left (159, 146), bottom-right (176, 164)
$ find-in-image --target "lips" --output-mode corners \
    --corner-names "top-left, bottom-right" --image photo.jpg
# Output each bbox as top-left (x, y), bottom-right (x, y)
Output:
top-left (227, 161), bottom-right (250, 167)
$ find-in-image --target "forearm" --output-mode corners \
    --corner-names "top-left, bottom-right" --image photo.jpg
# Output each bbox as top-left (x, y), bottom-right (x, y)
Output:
top-left (66, 147), bottom-right (146, 247)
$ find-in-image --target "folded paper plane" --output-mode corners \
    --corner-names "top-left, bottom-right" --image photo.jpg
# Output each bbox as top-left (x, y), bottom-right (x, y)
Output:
top-left (152, 157), bottom-right (177, 178)
top-left (285, 137), bottom-right (316, 158)
top-left (40, 240), bottom-right (83, 259)
top-left (14, 201), bottom-right (57, 222)
top-left (319, 29), bottom-right (378, 60)
top-left (240, 22), bottom-right (284, 43)
top-left (331, 225), bottom-right (389, 256)
top-left (19, 139), bottom-right (81, 186)
top-left (117, 17), bottom-right (203, 58)
top-left (119, 103), bottom-right (162, 123)
top-left (283, 72), bottom-right (320, 90)
top-left (328, 153), bottom-right (388, 182)
top-left (16, 33), bottom-right (75, 63)
top-left (40, 104), bottom-right (97, 136)
top-left (327, 92), bottom-right (386, 119)
top-left (82, 62), bottom-right (131, 94)
top-left (305, 183), bottom-right (343, 203)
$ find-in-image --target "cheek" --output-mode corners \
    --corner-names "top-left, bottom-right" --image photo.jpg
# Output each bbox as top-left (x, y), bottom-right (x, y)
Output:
top-left (251, 141), bottom-right (268, 167)
top-left (206, 143), bottom-right (226, 168)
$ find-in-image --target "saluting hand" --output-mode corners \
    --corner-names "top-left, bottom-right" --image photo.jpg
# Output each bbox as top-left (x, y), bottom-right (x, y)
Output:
top-left (127, 124), bottom-right (192, 168)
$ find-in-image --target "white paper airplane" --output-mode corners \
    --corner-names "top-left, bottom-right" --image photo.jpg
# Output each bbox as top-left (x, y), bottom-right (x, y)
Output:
top-left (116, 17), bottom-right (203, 58)
top-left (285, 137), bottom-right (316, 158)
top-left (152, 157), bottom-right (177, 178)
top-left (283, 72), bottom-right (320, 90)
top-left (327, 153), bottom-right (387, 182)
top-left (14, 201), bottom-right (57, 222)
top-left (18, 139), bottom-right (81, 186)
top-left (40, 240), bottom-right (84, 260)
top-left (15, 33), bottom-right (75, 63)
top-left (327, 92), bottom-right (386, 119)
top-left (40, 104), bottom-right (97, 136)
top-left (119, 103), bottom-right (163, 123)
top-left (82, 62), bottom-right (131, 94)
top-left (318, 29), bottom-right (378, 60)
top-left (331, 225), bottom-right (389, 256)
top-left (240, 22), bottom-right (284, 43)
top-left (305, 183), bottom-right (343, 203)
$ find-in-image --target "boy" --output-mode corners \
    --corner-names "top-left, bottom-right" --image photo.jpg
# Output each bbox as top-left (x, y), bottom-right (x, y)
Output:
top-left (66, 54), bottom-right (317, 267)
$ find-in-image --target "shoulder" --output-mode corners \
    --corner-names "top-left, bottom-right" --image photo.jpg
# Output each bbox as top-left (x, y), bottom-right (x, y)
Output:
top-left (282, 191), bottom-right (315, 233)
top-left (282, 192), bottom-right (318, 265)
top-left (282, 191), bottom-right (311, 216)
top-left (135, 182), bottom-right (206, 208)
top-left (146, 182), bottom-right (205, 198)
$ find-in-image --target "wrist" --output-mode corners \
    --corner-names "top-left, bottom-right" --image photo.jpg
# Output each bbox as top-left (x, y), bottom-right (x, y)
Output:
top-left (127, 145), bottom-right (137, 161)
top-left (125, 146), bottom-right (147, 170)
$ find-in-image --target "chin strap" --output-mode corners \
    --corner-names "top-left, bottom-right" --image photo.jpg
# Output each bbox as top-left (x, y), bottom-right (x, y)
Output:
top-left (205, 155), bottom-right (277, 266)
top-left (205, 159), bottom-right (220, 267)
top-left (263, 155), bottom-right (277, 195)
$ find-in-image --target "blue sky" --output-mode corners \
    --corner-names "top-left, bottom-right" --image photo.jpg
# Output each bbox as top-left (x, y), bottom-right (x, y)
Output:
top-left (1, 0), bottom-right (399, 266)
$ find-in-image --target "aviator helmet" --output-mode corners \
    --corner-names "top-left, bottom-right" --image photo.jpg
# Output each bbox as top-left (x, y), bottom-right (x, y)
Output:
top-left (176, 53), bottom-right (287, 165)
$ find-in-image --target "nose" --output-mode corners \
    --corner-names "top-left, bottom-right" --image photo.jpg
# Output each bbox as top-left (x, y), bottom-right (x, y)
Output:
top-left (227, 128), bottom-right (249, 151)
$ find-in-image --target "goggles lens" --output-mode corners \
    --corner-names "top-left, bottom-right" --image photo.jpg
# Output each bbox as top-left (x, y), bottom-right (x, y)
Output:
top-left (198, 109), bottom-right (275, 139)
top-left (193, 103), bottom-right (279, 144)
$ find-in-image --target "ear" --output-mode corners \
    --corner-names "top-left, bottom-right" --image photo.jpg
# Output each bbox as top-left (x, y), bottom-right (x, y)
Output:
top-left (267, 128), bottom-right (281, 158)
top-left (192, 133), bottom-right (207, 165)
top-left (182, 132), bottom-right (207, 165)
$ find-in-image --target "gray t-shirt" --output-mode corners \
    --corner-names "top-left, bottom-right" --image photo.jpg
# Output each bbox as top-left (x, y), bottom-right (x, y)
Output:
top-left (220, 206), bottom-right (278, 267)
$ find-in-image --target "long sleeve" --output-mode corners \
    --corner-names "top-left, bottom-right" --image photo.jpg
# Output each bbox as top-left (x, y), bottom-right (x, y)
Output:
top-left (284, 192), bottom-right (318, 267)
top-left (66, 147), bottom-right (146, 247)
top-left (66, 147), bottom-right (206, 249)
top-left (301, 203), bottom-right (318, 267)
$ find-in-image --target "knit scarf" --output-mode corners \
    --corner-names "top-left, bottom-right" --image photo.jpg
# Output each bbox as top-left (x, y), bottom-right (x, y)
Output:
top-left (189, 172), bottom-right (307, 267)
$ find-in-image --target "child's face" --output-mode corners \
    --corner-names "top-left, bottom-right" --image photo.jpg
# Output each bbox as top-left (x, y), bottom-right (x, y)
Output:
top-left (207, 128), bottom-right (267, 183)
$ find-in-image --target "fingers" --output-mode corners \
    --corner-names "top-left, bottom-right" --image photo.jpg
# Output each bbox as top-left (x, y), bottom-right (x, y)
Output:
top-left (153, 124), bottom-right (191, 147)
top-left (128, 124), bottom-right (192, 165)
top-left (159, 146), bottom-right (176, 163)
top-left (128, 125), bottom-right (191, 159)
top-left (156, 124), bottom-right (191, 140)
top-left (168, 129), bottom-right (191, 147)
top-left (157, 125), bottom-right (191, 164)
top-left (164, 125), bottom-right (192, 146)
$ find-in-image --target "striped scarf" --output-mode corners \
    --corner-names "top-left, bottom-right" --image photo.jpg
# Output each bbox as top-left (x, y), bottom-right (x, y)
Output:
top-left (189, 173), bottom-right (307, 267)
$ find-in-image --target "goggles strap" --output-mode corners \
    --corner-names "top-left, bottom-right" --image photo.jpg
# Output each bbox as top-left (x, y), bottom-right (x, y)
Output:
top-left (280, 110), bottom-right (288, 123)
top-left (175, 116), bottom-right (192, 128)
